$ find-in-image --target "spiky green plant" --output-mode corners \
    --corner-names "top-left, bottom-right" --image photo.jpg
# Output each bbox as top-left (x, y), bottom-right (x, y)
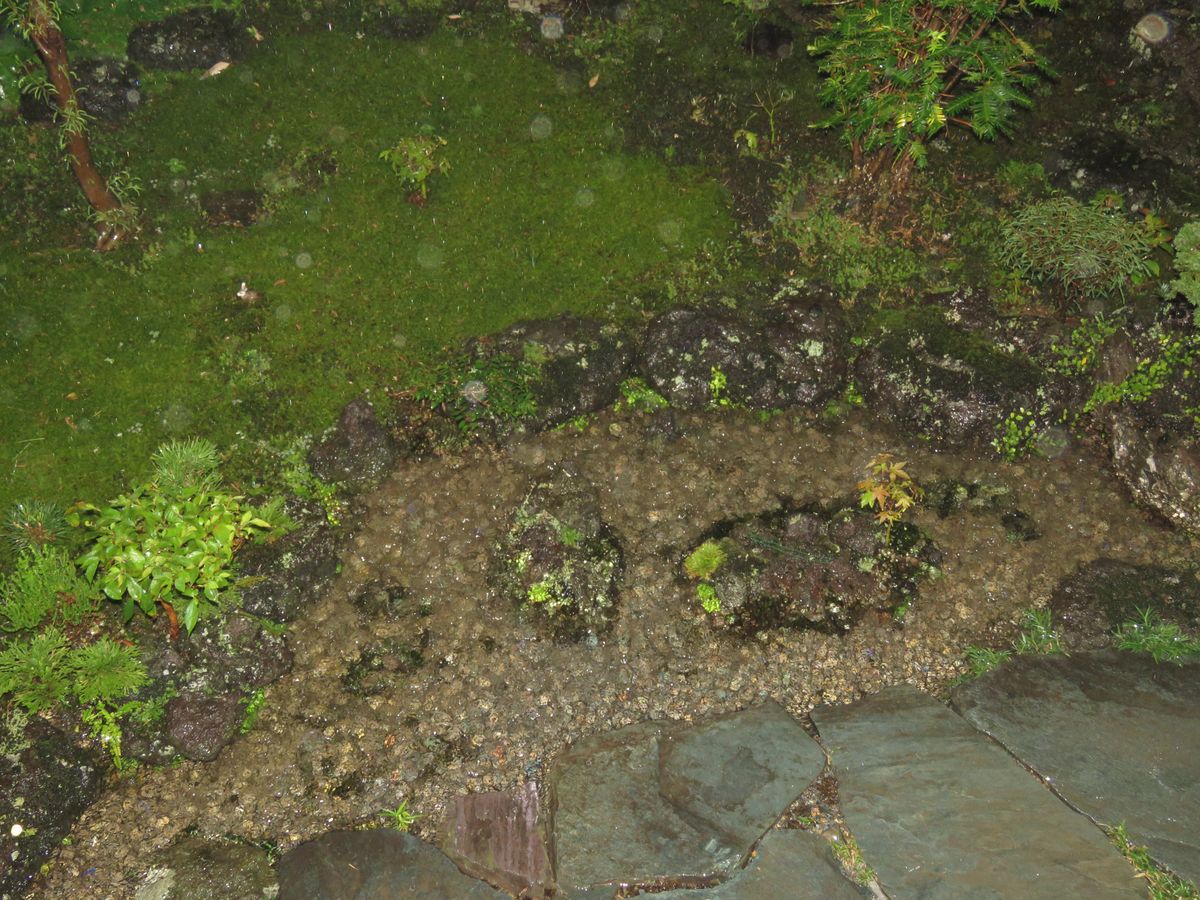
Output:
top-left (684, 540), bottom-right (726, 580)
top-left (0, 628), bottom-right (72, 714)
top-left (0, 546), bottom-right (97, 632)
top-left (1113, 609), bottom-right (1200, 663)
top-left (67, 638), bottom-right (147, 705)
top-left (5, 499), bottom-right (69, 554)
top-left (1000, 195), bottom-right (1155, 300)
top-left (151, 437), bottom-right (221, 494)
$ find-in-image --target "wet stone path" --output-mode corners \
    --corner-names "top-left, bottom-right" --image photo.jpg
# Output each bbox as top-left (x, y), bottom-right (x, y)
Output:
top-left (268, 650), bottom-right (1198, 899)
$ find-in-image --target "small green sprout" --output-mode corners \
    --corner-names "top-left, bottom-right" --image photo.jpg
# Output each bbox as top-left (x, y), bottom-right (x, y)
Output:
top-left (378, 800), bottom-right (419, 831)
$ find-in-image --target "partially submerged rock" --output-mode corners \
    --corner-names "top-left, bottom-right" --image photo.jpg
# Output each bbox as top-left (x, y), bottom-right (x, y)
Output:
top-left (492, 472), bottom-right (623, 641)
top-left (687, 504), bottom-right (939, 635)
top-left (128, 9), bottom-right (250, 71)
top-left (308, 397), bottom-right (398, 493)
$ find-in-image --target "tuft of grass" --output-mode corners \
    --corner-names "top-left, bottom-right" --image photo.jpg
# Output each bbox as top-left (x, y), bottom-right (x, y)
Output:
top-left (830, 829), bottom-right (877, 887)
top-left (1106, 823), bottom-right (1200, 900)
top-left (684, 540), bottom-right (726, 581)
top-left (1113, 609), bottom-right (1200, 663)
top-left (1014, 607), bottom-right (1063, 655)
top-left (378, 800), bottom-right (419, 832)
top-left (962, 645), bottom-right (1012, 678)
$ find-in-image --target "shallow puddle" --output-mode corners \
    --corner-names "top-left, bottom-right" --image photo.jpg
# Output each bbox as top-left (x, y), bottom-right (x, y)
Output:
top-left (43, 405), bottom-right (1194, 896)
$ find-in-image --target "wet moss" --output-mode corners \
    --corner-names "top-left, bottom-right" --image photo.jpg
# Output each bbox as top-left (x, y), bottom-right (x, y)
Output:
top-left (0, 22), bottom-right (731, 514)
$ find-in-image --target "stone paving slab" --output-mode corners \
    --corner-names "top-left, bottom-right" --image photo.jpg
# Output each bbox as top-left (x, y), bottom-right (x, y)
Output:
top-left (648, 828), bottom-right (864, 899)
top-left (275, 829), bottom-right (507, 899)
top-left (952, 649), bottom-right (1200, 884)
top-left (812, 684), bottom-right (1143, 900)
top-left (550, 702), bottom-right (824, 892)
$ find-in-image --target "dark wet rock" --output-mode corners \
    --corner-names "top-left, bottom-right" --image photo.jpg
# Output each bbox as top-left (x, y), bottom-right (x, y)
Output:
top-left (491, 472), bottom-right (623, 641)
top-left (165, 692), bottom-right (242, 762)
top-left (854, 306), bottom-right (1045, 450)
top-left (951, 650), bottom-right (1200, 883)
top-left (19, 57), bottom-right (141, 123)
top-left (308, 397), bottom-right (397, 493)
top-left (482, 316), bottom-right (638, 428)
top-left (181, 611), bottom-right (293, 694)
top-left (442, 781), bottom-right (553, 896)
top-left (276, 829), bottom-right (507, 898)
top-left (0, 720), bottom-right (106, 899)
top-left (199, 189), bottom-right (264, 228)
top-left (641, 285), bottom-right (849, 412)
top-left (650, 829), bottom-right (861, 899)
top-left (550, 702), bottom-right (822, 891)
top-left (1049, 559), bottom-right (1200, 651)
top-left (693, 504), bottom-right (938, 635)
top-left (238, 521), bottom-right (343, 622)
top-left (127, 8), bottom-right (249, 71)
top-left (812, 684), bottom-right (1142, 899)
top-left (133, 834), bottom-right (276, 900)
top-left (348, 579), bottom-right (413, 621)
top-left (372, 10), bottom-right (443, 41)
top-left (743, 21), bottom-right (794, 59)
top-left (341, 637), bottom-right (425, 698)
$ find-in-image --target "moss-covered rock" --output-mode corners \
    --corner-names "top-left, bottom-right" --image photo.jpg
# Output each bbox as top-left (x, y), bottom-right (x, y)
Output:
top-left (492, 474), bottom-right (623, 642)
top-left (854, 306), bottom-right (1046, 450)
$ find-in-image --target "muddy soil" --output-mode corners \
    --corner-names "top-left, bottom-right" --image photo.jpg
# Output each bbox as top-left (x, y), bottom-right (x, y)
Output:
top-left (41, 406), bottom-right (1194, 897)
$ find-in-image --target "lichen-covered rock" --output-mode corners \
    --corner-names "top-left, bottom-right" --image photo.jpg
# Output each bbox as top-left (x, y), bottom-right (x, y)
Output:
top-left (492, 472), bottom-right (623, 641)
top-left (127, 8), bottom-right (249, 71)
top-left (181, 611), bottom-right (293, 694)
top-left (688, 505), bottom-right (939, 635)
top-left (481, 316), bottom-right (638, 427)
top-left (641, 284), bottom-right (849, 411)
top-left (854, 306), bottom-right (1046, 451)
top-left (19, 57), bottom-right (141, 122)
top-left (165, 692), bottom-right (242, 762)
top-left (1106, 409), bottom-right (1200, 535)
top-left (0, 720), bottom-right (106, 899)
top-left (308, 397), bottom-right (397, 493)
top-left (134, 834), bottom-right (277, 900)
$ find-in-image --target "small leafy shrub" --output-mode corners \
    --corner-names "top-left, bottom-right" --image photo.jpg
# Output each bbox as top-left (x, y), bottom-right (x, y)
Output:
top-left (0, 546), bottom-right (98, 632)
top-left (770, 161), bottom-right (925, 298)
top-left (411, 352), bottom-right (538, 442)
top-left (1049, 315), bottom-right (1117, 377)
top-left (1000, 195), bottom-right (1155, 300)
top-left (1166, 221), bottom-right (1200, 325)
top-left (379, 134), bottom-right (449, 199)
top-left (1082, 330), bottom-right (1200, 418)
top-left (1113, 609), bottom-right (1200, 663)
top-left (71, 439), bottom-right (276, 635)
top-left (857, 453), bottom-right (922, 537)
top-left (992, 406), bottom-right (1042, 463)
top-left (4, 499), bottom-right (70, 554)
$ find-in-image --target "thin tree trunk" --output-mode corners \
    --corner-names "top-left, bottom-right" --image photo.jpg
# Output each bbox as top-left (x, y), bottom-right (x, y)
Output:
top-left (26, 0), bottom-right (126, 248)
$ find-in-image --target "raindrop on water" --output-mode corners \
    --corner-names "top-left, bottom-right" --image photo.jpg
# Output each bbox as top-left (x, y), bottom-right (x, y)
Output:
top-left (530, 115), bottom-right (553, 141)
top-left (417, 243), bottom-right (445, 269)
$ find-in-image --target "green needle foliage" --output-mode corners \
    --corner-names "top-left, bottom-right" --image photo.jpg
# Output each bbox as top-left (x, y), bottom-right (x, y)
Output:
top-left (0, 546), bottom-right (97, 632)
top-left (792, 0), bottom-right (1062, 199)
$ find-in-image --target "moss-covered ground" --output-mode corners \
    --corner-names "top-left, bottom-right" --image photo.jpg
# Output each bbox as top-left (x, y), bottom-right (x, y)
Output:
top-left (1, 11), bottom-right (739, 512)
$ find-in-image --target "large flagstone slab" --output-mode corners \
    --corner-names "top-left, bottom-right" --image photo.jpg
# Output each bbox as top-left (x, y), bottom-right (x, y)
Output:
top-left (812, 684), bottom-right (1143, 900)
top-left (550, 702), bottom-right (823, 891)
top-left (952, 649), bottom-right (1200, 883)
top-left (649, 828), bottom-right (863, 899)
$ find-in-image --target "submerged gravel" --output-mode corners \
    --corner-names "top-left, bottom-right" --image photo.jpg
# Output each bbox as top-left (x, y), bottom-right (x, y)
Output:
top-left (40, 407), bottom-right (1195, 897)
